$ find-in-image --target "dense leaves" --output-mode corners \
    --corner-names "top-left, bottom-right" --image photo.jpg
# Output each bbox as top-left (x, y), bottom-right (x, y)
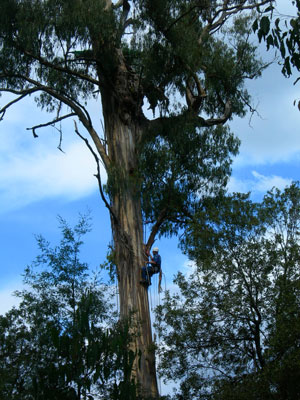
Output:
top-left (156, 183), bottom-right (300, 399)
top-left (0, 216), bottom-right (138, 400)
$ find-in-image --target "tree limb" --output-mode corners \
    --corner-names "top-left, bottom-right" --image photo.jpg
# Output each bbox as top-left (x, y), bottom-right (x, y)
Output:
top-left (0, 71), bottom-right (111, 169)
top-left (14, 45), bottom-right (100, 87)
top-left (74, 121), bottom-right (118, 224)
top-left (199, 99), bottom-right (232, 127)
top-left (200, 0), bottom-right (274, 43)
top-left (26, 113), bottom-right (77, 138)
top-left (146, 208), bottom-right (168, 251)
top-left (113, 0), bottom-right (124, 9)
top-left (148, 99), bottom-right (232, 138)
top-left (0, 88), bottom-right (40, 121)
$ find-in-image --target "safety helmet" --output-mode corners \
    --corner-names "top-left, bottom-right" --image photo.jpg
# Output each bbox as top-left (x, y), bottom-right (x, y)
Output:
top-left (153, 247), bottom-right (159, 252)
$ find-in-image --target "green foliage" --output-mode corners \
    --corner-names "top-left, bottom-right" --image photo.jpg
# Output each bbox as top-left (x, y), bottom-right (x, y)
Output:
top-left (0, 1), bottom-right (269, 239)
top-left (140, 120), bottom-right (240, 236)
top-left (0, 216), bottom-right (138, 400)
top-left (156, 183), bottom-right (300, 399)
top-left (254, 1), bottom-right (300, 79)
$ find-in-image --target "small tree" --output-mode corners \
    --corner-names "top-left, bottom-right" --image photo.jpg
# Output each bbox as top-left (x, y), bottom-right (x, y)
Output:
top-left (156, 183), bottom-right (300, 399)
top-left (0, 216), bottom-right (138, 400)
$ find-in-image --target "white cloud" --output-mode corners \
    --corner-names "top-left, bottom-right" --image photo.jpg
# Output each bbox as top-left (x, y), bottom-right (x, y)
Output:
top-left (0, 138), bottom-right (106, 212)
top-left (228, 171), bottom-right (292, 196)
top-left (0, 91), bottom-right (108, 211)
top-left (251, 171), bottom-right (292, 192)
top-left (231, 63), bottom-right (300, 167)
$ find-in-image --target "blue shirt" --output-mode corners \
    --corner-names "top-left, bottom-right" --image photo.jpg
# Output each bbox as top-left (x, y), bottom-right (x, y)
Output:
top-left (152, 254), bottom-right (161, 271)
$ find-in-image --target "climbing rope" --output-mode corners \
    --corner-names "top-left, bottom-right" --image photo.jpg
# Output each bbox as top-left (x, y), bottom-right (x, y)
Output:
top-left (143, 222), bottom-right (164, 394)
top-left (115, 277), bottom-right (119, 314)
top-left (157, 285), bottom-right (162, 395)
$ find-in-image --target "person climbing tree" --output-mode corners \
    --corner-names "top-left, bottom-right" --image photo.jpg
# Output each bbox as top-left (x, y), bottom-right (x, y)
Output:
top-left (141, 247), bottom-right (161, 286)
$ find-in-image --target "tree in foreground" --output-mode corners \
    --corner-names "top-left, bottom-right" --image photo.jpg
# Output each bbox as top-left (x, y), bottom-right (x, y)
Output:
top-left (0, 0), bottom-right (273, 396)
top-left (0, 216), bottom-right (140, 400)
top-left (157, 183), bottom-right (300, 399)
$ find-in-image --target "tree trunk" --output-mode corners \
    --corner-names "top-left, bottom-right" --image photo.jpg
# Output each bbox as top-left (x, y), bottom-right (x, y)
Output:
top-left (100, 60), bottom-right (159, 398)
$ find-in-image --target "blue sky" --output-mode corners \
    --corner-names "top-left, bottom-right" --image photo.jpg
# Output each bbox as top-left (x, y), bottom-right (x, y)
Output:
top-left (0, 0), bottom-right (299, 322)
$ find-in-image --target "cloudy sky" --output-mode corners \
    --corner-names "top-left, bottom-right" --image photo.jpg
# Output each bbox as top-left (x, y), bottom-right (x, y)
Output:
top-left (0, 0), bottom-right (299, 321)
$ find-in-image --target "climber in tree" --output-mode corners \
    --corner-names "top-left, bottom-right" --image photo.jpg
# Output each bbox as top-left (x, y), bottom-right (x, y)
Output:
top-left (141, 247), bottom-right (161, 287)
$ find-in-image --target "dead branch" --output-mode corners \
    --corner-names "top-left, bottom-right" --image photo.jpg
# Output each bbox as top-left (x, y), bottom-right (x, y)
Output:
top-left (74, 120), bottom-right (118, 224)
top-left (26, 113), bottom-right (76, 138)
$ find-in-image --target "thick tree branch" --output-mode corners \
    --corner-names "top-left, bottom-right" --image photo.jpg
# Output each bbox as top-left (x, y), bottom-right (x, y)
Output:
top-left (113, 0), bottom-right (124, 9)
top-left (185, 75), bottom-right (207, 113)
top-left (146, 208), bottom-right (168, 251)
top-left (148, 99), bottom-right (232, 140)
top-left (199, 99), bottom-right (232, 127)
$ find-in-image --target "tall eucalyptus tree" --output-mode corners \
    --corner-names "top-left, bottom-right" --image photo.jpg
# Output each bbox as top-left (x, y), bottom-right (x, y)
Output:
top-left (0, 0), bottom-right (272, 396)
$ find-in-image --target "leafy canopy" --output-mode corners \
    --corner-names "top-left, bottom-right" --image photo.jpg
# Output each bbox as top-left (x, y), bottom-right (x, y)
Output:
top-left (0, 1), bottom-right (271, 238)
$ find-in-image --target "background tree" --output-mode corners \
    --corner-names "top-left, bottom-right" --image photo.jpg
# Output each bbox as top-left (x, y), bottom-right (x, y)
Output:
top-left (0, 0), bottom-right (273, 395)
top-left (0, 216), bottom-right (139, 400)
top-left (156, 183), bottom-right (300, 399)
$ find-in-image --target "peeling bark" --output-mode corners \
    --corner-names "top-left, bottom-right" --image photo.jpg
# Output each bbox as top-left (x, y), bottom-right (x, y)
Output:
top-left (99, 54), bottom-right (159, 398)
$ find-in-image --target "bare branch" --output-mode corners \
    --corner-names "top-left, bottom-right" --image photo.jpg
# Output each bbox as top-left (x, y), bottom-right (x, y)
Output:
top-left (74, 121), bottom-right (118, 224)
top-left (56, 124), bottom-right (65, 153)
top-left (26, 113), bottom-right (76, 138)
top-left (149, 99), bottom-right (232, 136)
